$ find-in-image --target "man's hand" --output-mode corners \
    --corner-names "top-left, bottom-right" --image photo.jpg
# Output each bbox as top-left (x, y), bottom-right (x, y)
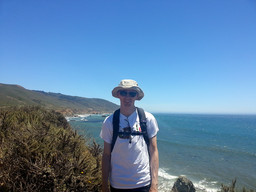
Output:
top-left (102, 186), bottom-right (110, 192)
top-left (149, 184), bottom-right (158, 192)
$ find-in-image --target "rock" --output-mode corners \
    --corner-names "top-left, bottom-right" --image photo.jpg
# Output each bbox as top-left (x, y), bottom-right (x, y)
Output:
top-left (171, 176), bottom-right (196, 192)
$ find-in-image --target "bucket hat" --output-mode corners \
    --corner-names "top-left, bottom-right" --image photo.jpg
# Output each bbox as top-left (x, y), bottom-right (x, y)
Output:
top-left (112, 79), bottom-right (144, 100)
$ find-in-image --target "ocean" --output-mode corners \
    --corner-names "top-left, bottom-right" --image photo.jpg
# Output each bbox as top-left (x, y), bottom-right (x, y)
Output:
top-left (67, 113), bottom-right (256, 191)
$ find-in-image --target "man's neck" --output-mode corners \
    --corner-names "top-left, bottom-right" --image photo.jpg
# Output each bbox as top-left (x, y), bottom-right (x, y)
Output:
top-left (120, 106), bottom-right (136, 117)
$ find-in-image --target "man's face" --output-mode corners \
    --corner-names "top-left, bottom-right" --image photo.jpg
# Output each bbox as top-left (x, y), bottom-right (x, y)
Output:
top-left (118, 89), bottom-right (138, 107)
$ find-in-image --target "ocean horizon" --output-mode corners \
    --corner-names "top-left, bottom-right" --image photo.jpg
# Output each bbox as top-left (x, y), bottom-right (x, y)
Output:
top-left (67, 113), bottom-right (256, 192)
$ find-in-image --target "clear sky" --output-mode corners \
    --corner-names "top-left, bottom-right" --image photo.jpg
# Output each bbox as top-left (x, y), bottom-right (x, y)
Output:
top-left (1, 0), bottom-right (256, 114)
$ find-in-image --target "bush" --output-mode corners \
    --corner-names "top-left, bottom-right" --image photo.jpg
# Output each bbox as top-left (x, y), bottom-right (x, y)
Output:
top-left (220, 179), bottom-right (255, 192)
top-left (0, 106), bottom-right (102, 192)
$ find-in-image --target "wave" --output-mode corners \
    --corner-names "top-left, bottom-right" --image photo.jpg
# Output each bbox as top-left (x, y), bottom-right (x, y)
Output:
top-left (195, 179), bottom-right (220, 192)
top-left (159, 168), bottom-right (177, 180)
top-left (158, 168), bottom-right (220, 192)
top-left (158, 168), bottom-right (177, 192)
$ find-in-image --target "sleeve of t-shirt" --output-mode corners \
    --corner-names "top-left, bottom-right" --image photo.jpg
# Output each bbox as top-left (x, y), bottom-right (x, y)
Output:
top-left (100, 115), bottom-right (113, 144)
top-left (145, 112), bottom-right (159, 138)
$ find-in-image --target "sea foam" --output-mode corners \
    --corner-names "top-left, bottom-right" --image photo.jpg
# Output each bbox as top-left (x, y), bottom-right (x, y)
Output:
top-left (158, 168), bottom-right (220, 192)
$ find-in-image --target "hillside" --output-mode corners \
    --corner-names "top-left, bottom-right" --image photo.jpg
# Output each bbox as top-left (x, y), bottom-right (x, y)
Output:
top-left (0, 83), bottom-right (119, 115)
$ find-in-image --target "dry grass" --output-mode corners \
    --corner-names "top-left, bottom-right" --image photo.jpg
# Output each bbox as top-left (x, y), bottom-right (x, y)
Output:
top-left (220, 179), bottom-right (255, 192)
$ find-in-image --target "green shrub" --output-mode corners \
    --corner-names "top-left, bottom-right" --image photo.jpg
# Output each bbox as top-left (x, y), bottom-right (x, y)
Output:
top-left (0, 106), bottom-right (102, 192)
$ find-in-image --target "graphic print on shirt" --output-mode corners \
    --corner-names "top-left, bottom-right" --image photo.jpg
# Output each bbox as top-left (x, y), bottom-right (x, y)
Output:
top-left (135, 123), bottom-right (142, 132)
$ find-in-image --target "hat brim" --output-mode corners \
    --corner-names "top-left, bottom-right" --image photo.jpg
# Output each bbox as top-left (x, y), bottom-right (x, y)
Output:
top-left (112, 86), bottom-right (144, 100)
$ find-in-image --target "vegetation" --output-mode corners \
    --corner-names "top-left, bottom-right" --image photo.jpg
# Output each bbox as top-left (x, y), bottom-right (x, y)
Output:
top-left (220, 179), bottom-right (255, 192)
top-left (0, 83), bottom-right (119, 116)
top-left (0, 106), bottom-right (102, 192)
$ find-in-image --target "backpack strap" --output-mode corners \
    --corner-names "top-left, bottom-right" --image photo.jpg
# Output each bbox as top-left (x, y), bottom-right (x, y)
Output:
top-left (136, 107), bottom-right (149, 148)
top-left (111, 109), bottom-right (120, 152)
top-left (111, 108), bottom-right (149, 153)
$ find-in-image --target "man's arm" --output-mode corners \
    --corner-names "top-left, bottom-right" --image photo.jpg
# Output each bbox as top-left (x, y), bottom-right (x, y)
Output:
top-left (149, 136), bottom-right (159, 192)
top-left (102, 141), bottom-right (111, 192)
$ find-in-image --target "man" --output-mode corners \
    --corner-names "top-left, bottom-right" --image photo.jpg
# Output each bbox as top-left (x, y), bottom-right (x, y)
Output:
top-left (100, 79), bottom-right (159, 192)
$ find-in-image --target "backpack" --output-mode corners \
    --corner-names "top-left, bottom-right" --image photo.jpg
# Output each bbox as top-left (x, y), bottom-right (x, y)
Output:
top-left (111, 107), bottom-right (149, 152)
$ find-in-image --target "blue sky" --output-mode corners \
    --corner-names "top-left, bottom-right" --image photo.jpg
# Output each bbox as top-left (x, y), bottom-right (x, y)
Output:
top-left (1, 0), bottom-right (256, 114)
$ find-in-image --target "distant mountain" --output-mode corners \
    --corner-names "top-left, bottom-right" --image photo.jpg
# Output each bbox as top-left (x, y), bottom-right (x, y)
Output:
top-left (0, 83), bottom-right (119, 115)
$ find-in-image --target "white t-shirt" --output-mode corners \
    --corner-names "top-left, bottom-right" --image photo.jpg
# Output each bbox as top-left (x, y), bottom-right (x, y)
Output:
top-left (100, 109), bottom-right (159, 189)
